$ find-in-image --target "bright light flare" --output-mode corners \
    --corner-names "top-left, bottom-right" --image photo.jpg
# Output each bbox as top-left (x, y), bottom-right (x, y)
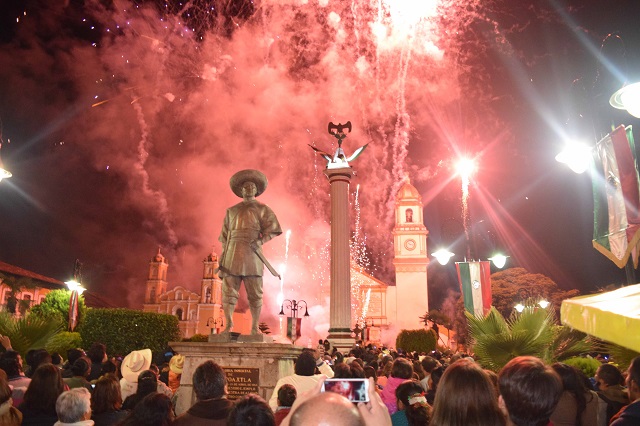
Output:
top-left (538, 299), bottom-right (550, 309)
top-left (555, 141), bottom-right (592, 174)
top-left (455, 157), bottom-right (477, 181)
top-left (610, 82), bottom-right (640, 118)
top-left (64, 280), bottom-right (86, 294)
top-left (0, 168), bottom-right (11, 182)
top-left (432, 249), bottom-right (455, 265)
top-left (387, 0), bottom-right (438, 28)
top-left (0, 144), bottom-right (11, 182)
top-left (488, 254), bottom-right (508, 268)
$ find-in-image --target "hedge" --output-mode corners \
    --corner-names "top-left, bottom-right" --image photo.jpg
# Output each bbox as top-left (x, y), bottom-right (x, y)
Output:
top-left (78, 308), bottom-right (181, 356)
top-left (396, 329), bottom-right (437, 354)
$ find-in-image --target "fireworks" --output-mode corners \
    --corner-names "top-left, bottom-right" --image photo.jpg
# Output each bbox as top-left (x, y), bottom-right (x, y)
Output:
top-left (1, 0), bottom-right (532, 334)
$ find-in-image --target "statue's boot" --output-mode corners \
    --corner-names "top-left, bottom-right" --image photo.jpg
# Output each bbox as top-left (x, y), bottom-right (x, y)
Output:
top-left (250, 304), bottom-right (262, 335)
top-left (221, 304), bottom-right (235, 334)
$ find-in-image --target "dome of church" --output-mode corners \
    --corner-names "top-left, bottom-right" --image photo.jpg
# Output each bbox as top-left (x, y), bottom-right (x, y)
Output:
top-left (153, 248), bottom-right (165, 263)
top-left (396, 179), bottom-right (421, 201)
top-left (205, 252), bottom-right (218, 262)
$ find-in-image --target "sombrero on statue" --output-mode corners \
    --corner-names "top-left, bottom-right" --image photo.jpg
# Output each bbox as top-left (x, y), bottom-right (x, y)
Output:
top-left (229, 169), bottom-right (268, 198)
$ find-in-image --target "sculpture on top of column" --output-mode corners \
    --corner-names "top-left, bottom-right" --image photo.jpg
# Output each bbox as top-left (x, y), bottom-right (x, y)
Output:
top-left (309, 121), bottom-right (368, 168)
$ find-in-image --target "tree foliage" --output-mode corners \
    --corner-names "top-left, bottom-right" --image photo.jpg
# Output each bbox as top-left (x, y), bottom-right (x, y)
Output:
top-left (490, 268), bottom-right (579, 319)
top-left (78, 308), bottom-right (180, 356)
top-left (258, 322), bottom-right (271, 335)
top-left (30, 289), bottom-right (87, 327)
top-left (419, 309), bottom-right (451, 328)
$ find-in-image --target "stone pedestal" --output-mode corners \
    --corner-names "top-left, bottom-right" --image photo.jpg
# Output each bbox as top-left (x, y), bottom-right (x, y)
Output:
top-left (169, 341), bottom-right (302, 416)
top-left (324, 167), bottom-right (355, 352)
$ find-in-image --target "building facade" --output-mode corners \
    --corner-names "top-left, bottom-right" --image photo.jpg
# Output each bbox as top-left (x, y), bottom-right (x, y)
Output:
top-left (142, 250), bottom-right (227, 337)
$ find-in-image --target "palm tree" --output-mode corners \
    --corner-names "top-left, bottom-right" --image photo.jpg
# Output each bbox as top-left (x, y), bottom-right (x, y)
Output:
top-left (467, 306), bottom-right (592, 371)
top-left (0, 312), bottom-right (65, 356)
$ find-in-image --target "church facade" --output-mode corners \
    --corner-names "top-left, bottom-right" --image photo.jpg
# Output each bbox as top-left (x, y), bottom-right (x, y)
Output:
top-left (143, 180), bottom-right (431, 344)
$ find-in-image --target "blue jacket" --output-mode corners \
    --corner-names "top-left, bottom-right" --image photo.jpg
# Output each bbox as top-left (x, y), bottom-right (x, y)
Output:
top-left (611, 399), bottom-right (640, 426)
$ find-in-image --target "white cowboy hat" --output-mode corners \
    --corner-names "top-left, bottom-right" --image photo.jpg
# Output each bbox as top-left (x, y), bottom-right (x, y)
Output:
top-left (169, 354), bottom-right (185, 375)
top-left (229, 169), bottom-right (268, 198)
top-left (121, 349), bottom-right (152, 383)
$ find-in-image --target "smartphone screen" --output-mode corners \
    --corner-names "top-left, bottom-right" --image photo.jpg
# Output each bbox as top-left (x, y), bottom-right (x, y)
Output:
top-left (322, 378), bottom-right (369, 403)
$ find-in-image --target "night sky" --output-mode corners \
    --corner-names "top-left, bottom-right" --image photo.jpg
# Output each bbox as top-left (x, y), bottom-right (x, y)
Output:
top-left (1, 0), bottom-right (639, 334)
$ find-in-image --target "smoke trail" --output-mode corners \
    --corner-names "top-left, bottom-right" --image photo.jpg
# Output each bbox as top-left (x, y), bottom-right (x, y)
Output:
top-left (132, 101), bottom-right (178, 247)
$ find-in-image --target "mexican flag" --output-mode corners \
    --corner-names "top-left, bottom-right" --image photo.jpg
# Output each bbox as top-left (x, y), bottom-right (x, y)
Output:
top-left (592, 125), bottom-right (640, 268)
top-left (456, 261), bottom-right (492, 317)
top-left (287, 317), bottom-right (302, 343)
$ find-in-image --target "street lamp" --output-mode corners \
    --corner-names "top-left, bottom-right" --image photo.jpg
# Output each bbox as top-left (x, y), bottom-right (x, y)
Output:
top-left (64, 259), bottom-right (86, 331)
top-left (514, 288), bottom-right (548, 313)
top-left (206, 317), bottom-right (224, 334)
top-left (610, 82), bottom-right (640, 118)
top-left (432, 249), bottom-right (455, 266)
top-left (279, 299), bottom-right (310, 344)
top-left (431, 249), bottom-right (509, 269)
top-left (0, 142), bottom-right (11, 182)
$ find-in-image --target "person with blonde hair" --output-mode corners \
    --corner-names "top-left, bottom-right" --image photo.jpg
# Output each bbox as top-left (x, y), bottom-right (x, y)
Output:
top-left (431, 358), bottom-right (506, 426)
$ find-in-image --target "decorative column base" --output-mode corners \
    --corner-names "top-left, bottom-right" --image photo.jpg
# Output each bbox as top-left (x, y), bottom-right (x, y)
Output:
top-left (328, 327), bottom-right (354, 353)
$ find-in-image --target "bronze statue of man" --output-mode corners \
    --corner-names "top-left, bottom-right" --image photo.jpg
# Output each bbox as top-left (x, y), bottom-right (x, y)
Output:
top-left (218, 169), bottom-right (282, 335)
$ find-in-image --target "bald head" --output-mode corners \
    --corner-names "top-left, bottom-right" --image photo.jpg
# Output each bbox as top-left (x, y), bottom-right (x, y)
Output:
top-left (290, 392), bottom-right (364, 426)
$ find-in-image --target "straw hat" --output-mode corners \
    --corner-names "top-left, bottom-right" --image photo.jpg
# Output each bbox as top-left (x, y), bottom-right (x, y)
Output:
top-left (229, 169), bottom-right (268, 198)
top-left (121, 349), bottom-right (152, 383)
top-left (169, 354), bottom-right (184, 375)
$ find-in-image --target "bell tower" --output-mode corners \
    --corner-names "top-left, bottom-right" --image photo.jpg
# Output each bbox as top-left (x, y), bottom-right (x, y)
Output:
top-left (391, 179), bottom-right (429, 331)
top-left (196, 251), bottom-right (224, 334)
top-left (145, 247), bottom-right (168, 304)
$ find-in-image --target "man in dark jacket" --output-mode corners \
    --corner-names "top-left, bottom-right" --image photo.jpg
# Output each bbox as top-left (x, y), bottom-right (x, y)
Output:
top-left (611, 356), bottom-right (640, 426)
top-left (173, 360), bottom-right (233, 426)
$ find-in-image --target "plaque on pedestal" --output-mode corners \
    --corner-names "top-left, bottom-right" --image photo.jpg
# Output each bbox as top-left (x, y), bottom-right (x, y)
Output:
top-left (169, 341), bottom-right (302, 416)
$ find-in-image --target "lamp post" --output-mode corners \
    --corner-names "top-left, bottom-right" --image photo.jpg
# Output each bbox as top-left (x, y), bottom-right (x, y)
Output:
top-left (0, 142), bottom-right (11, 182)
top-left (64, 259), bottom-right (86, 331)
top-left (279, 299), bottom-right (309, 344)
top-left (431, 248), bottom-right (509, 269)
top-left (514, 288), bottom-right (549, 313)
top-left (206, 317), bottom-right (224, 334)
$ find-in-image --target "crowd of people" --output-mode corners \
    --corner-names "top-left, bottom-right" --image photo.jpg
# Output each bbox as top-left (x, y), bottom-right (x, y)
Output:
top-left (0, 335), bottom-right (639, 426)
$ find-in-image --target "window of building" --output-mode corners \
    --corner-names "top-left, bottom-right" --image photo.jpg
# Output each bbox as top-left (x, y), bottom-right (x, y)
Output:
top-left (175, 308), bottom-right (183, 321)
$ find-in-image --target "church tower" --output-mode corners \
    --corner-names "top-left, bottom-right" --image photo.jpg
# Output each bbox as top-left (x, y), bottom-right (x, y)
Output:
top-left (196, 251), bottom-right (224, 334)
top-left (145, 248), bottom-right (168, 304)
top-left (391, 179), bottom-right (429, 331)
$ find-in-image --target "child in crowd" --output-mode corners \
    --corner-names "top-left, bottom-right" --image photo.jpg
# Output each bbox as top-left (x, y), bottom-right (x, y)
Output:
top-left (274, 384), bottom-right (296, 426)
top-left (391, 380), bottom-right (430, 426)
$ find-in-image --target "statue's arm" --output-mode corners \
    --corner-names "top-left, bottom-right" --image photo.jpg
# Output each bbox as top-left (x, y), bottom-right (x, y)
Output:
top-left (258, 205), bottom-right (283, 246)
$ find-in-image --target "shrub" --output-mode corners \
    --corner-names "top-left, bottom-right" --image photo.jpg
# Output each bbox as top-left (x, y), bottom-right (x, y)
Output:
top-left (183, 333), bottom-right (208, 342)
top-left (78, 309), bottom-right (180, 356)
top-left (46, 332), bottom-right (83, 358)
top-left (396, 329), bottom-right (437, 354)
top-left (563, 356), bottom-right (602, 378)
top-left (30, 289), bottom-right (87, 327)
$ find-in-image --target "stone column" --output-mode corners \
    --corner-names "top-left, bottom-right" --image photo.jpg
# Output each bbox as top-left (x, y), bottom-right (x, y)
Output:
top-left (324, 167), bottom-right (355, 352)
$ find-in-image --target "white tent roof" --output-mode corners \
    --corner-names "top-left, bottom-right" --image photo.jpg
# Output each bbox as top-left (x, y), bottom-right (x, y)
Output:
top-left (561, 284), bottom-right (640, 352)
